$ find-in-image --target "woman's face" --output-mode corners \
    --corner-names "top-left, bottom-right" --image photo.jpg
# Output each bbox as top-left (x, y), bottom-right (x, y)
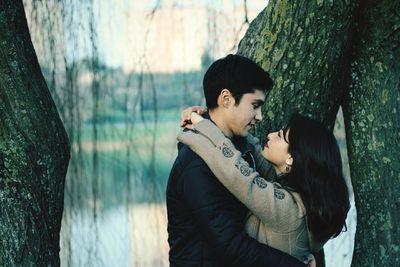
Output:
top-left (261, 129), bottom-right (293, 174)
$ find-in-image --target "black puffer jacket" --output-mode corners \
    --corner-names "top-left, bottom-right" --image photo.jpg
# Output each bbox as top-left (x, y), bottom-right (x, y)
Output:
top-left (166, 136), bottom-right (305, 267)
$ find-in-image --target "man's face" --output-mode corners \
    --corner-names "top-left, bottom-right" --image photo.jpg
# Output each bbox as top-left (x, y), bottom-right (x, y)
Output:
top-left (226, 89), bottom-right (266, 137)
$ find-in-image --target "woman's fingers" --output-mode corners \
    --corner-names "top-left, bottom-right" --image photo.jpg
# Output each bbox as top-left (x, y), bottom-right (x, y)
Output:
top-left (180, 106), bottom-right (207, 127)
top-left (194, 106), bottom-right (207, 114)
top-left (190, 112), bottom-right (204, 125)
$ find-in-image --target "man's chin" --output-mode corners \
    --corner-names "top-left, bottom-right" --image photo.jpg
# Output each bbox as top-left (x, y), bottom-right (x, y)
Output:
top-left (243, 126), bottom-right (254, 136)
top-left (238, 130), bottom-right (250, 138)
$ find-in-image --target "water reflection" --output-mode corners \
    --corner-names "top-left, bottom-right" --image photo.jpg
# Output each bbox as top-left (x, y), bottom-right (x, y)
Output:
top-left (62, 204), bottom-right (168, 267)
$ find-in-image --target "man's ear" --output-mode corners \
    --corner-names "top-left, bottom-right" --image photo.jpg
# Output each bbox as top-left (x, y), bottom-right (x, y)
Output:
top-left (218, 89), bottom-right (233, 108)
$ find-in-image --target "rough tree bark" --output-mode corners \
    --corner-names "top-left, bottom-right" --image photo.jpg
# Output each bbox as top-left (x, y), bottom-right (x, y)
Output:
top-left (238, 0), bottom-right (399, 266)
top-left (238, 0), bottom-right (357, 137)
top-left (342, 1), bottom-right (400, 266)
top-left (0, 0), bottom-right (70, 266)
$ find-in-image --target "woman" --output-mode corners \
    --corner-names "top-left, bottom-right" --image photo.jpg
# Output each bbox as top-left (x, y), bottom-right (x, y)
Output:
top-left (178, 111), bottom-right (350, 262)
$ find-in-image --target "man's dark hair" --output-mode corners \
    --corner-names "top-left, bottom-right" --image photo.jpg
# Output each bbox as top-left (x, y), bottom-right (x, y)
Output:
top-left (203, 54), bottom-right (273, 110)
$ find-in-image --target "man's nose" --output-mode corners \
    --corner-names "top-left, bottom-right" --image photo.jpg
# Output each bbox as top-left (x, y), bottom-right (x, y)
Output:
top-left (255, 109), bottom-right (263, 122)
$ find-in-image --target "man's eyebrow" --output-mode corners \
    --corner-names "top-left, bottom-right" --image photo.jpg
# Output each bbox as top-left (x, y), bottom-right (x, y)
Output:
top-left (253, 99), bottom-right (265, 105)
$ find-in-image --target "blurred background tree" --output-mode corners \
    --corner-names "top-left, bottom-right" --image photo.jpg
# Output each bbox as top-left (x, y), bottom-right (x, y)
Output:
top-left (20, 1), bottom-right (270, 266)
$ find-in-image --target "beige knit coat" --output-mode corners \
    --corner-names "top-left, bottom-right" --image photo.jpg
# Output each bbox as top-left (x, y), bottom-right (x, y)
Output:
top-left (177, 119), bottom-right (324, 262)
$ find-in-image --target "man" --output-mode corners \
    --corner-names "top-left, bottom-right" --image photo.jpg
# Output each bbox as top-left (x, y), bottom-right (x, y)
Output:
top-left (166, 54), bottom-right (306, 266)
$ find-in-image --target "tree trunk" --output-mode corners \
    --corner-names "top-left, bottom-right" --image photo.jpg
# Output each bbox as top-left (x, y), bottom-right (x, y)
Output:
top-left (238, 0), bottom-right (357, 140)
top-left (342, 1), bottom-right (400, 266)
top-left (0, 0), bottom-right (70, 266)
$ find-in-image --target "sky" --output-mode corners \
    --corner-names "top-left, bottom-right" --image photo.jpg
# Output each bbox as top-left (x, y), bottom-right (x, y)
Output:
top-left (93, 0), bottom-right (268, 73)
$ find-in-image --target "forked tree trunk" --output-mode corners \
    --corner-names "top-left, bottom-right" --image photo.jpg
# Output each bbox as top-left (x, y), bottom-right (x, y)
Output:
top-left (238, 0), bottom-right (399, 266)
top-left (0, 0), bottom-right (70, 265)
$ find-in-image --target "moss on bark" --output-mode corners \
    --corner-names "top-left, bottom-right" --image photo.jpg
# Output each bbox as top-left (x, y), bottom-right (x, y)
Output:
top-left (238, 0), bottom-right (357, 138)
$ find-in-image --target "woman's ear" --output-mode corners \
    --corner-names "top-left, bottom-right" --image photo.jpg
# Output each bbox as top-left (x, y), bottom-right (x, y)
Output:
top-left (286, 155), bottom-right (293, 166)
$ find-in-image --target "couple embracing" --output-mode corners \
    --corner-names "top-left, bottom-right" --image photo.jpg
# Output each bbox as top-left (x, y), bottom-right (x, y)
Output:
top-left (166, 54), bottom-right (350, 267)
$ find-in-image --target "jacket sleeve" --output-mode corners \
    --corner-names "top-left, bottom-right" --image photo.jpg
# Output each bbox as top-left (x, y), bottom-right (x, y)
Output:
top-left (178, 157), bottom-right (305, 267)
top-left (177, 119), bottom-right (304, 232)
top-left (246, 134), bottom-right (276, 182)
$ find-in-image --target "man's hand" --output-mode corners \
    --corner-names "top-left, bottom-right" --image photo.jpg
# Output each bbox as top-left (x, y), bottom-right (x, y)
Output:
top-left (180, 106), bottom-right (207, 129)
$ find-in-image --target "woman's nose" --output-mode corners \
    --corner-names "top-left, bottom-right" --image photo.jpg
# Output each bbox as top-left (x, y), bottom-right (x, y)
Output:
top-left (267, 131), bottom-right (278, 140)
